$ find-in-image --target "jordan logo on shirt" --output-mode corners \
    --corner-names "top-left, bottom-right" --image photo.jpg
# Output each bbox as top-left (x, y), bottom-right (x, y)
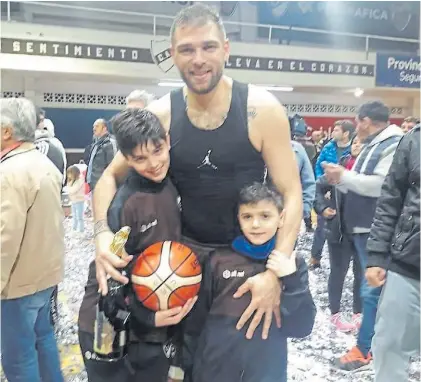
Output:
top-left (197, 149), bottom-right (218, 170)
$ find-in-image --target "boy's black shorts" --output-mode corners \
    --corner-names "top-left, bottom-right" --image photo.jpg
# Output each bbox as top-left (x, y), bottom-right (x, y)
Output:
top-left (78, 331), bottom-right (171, 382)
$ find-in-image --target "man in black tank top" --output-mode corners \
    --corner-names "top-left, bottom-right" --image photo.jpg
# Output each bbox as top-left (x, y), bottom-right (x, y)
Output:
top-left (92, 3), bottom-right (303, 342)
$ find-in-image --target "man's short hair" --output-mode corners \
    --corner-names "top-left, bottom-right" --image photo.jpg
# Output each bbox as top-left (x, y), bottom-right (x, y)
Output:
top-left (111, 109), bottom-right (167, 157)
top-left (357, 101), bottom-right (390, 123)
top-left (334, 120), bottom-right (355, 136)
top-left (126, 90), bottom-right (155, 107)
top-left (238, 183), bottom-right (284, 212)
top-left (0, 98), bottom-right (37, 142)
top-left (403, 116), bottom-right (420, 124)
top-left (170, 3), bottom-right (226, 42)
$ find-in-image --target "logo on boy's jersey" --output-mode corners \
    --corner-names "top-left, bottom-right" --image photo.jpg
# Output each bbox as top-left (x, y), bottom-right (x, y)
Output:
top-left (222, 269), bottom-right (245, 279)
top-left (197, 149), bottom-right (218, 170)
top-left (140, 219), bottom-right (158, 233)
top-left (163, 341), bottom-right (176, 359)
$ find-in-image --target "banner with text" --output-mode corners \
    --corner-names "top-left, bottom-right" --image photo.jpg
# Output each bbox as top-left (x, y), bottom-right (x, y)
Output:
top-left (1, 38), bottom-right (374, 77)
top-left (375, 54), bottom-right (420, 88)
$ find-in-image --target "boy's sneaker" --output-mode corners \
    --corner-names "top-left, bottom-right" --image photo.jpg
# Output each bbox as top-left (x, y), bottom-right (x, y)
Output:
top-left (334, 346), bottom-right (372, 371)
top-left (352, 313), bottom-right (362, 330)
top-left (330, 313), bottom-right (356, 333)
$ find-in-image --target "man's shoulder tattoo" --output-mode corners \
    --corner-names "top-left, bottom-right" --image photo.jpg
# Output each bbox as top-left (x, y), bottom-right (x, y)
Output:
top-left (247, 107), bottom-right (257, 121)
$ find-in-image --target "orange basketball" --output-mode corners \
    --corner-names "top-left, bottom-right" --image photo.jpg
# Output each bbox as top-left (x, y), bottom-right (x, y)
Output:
top-left (131, 241), bottom-right (202, 311)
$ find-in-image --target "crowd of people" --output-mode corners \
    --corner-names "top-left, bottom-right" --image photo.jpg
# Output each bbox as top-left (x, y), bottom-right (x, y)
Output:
top-left (1, 3), bottom-right (419, 382)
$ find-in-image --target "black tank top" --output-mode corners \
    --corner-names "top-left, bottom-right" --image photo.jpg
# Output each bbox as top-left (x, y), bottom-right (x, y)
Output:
top-left (169, 81), bottom-right (266, 244)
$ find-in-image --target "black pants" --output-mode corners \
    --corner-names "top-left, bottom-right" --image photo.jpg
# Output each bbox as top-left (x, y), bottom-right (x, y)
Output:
top-left (78, 331), bottom-right (170, 382)
top-left (311, 215), bottom-right (326, 261)
top-left (304, 216), bottom-right (313, 230)
top-left (327, 236), bottom-right (362, 315)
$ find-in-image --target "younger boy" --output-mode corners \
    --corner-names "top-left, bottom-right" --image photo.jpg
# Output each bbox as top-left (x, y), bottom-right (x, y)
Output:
top-left (183, 183), bottom-right (316, 382)
top-left (78, 109), bottom-right (195, 382)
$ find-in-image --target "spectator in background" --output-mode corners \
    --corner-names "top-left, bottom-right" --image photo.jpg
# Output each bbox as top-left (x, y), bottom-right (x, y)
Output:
top-left (366, 124), bottom-right (419, 382)
top-left (311, 130), bottom-right (328, 168)
top-left (126, 90), bottom-right (156, 109)
top-left (286, 114), bottom-right (316, 232)
top-left (315, 120), bottom-right (354, 179)
top-left (35, 108), bottom-right (67, 183)
top-left (401, 116), bottom-right (419, 133)
top-left (323, 101), bottom-right (404, 372)
top-left (86, 119), bottom-right (117, 192)
top-left (311, 130), bottom-right (323, 146)
top-left (309, 120), bottom-right (355, 269)
top-left (0, 98), bottom-right (64, 382)
top-left (75, 160), bottom-right (90, 214)
top-left (290, 114), bottom-right (317, 164)
top-left (38, 108), bottom-right (55, 137)
top-left (66, 165), bottom-right (85, 235)
top-left (314, 136), bottom-right (363, 332)
top-left (291, 140), bottom-right (316, 232)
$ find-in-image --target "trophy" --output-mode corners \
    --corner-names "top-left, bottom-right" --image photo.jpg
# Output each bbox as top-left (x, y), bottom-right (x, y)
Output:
top-left (93, 226), bottom-right (131, 361)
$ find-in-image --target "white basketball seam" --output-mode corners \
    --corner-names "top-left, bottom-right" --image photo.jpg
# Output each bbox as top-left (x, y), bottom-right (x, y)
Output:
top-left (132, 241), bottom-right (202, 310)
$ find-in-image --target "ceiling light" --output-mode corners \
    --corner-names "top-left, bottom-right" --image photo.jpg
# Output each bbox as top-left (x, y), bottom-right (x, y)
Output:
top-left (258, 85), bottom-right (294, 92)
top-left (354, 88), bottom-right (364, 97)
top-left (158, 81), bottom-right (184, 87)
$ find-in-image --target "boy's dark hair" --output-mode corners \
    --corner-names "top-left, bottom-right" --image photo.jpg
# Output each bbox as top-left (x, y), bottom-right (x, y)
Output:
top-left (333, 120), bottom-right (355, 136)
top-left (239, 183), bottom-right (283, 212)
top-left (170, 3), bottom-right (226, 43)
top-left (357, 101), bottom-right (390, 123)
top-left (111, 109), bottom-right (167, 157)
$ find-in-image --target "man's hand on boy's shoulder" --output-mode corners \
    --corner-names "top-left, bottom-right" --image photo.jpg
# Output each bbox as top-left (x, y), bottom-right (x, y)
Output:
top-left (155, 297), bottom-right (198, 327)
top-left (233, 271), bottom-right (282, 340)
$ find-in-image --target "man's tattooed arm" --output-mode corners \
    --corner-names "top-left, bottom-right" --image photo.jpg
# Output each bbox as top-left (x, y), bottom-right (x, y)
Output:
top-left (247, 107), bottom-right (257, 122)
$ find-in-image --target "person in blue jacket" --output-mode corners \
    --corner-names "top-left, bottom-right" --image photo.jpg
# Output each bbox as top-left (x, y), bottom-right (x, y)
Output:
top-left (309, 120), bottom-right (355, 269)
top-left (291, 141), bottom-right (316, 227)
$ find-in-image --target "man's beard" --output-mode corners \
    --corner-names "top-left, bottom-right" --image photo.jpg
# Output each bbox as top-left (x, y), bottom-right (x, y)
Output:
top-left (180, 68), bottom-right (223, 95)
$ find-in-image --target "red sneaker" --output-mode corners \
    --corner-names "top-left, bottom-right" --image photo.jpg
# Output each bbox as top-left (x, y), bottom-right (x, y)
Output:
top-left (334, 346), bottom-right (372, 371)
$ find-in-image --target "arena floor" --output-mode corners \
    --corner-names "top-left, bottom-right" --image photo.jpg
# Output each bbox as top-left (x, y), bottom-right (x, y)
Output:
top-left (2, 216), bottom-right (420, 381)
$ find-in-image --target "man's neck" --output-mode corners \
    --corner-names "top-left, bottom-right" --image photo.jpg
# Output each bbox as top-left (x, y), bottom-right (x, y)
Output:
top-left (1, 140), bottom-right (23, 159)
top-left (368, 124), bottom-right (388, 136)
top-left (337, 139), bottom-right (350, 148)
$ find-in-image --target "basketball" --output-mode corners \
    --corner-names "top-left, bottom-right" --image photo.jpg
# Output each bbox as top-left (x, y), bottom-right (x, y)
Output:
top-left (131, 241), bottom-right (202, 311)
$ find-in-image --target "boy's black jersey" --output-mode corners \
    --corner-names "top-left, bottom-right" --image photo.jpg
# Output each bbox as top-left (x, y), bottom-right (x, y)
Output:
top-left (183, 248), bottom-right (316, 382)
top-left (78, 170), bottom-right (181, 335)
